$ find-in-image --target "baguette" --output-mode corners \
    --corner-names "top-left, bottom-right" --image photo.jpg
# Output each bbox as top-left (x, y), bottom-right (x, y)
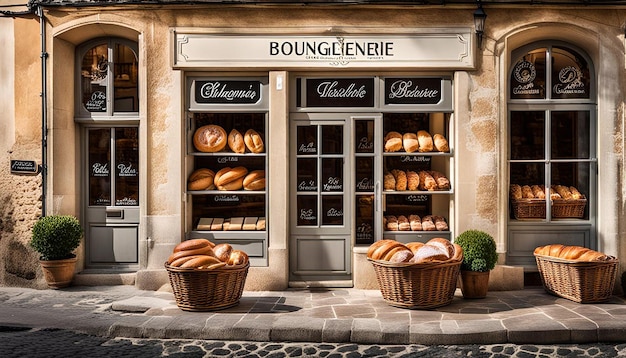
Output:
top-left (534, 244), bottom-right (609, 261)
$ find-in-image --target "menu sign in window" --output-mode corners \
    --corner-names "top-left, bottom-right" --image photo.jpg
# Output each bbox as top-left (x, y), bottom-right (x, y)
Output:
top-left (384, 78), bottom-right (442, 105)
top-left (194, 80), bottom-right (261, 104)
top-left (305, 78), bottom-right (375, 107)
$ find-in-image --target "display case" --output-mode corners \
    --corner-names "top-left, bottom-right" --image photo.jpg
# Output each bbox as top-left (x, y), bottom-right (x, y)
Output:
top-left (186, 112), bottom-right (268, 266)
top-left (354, 112), bottom-right (454, 245)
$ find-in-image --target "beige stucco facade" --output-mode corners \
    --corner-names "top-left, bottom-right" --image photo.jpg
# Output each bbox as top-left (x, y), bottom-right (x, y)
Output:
top-left (0, 3), bottom-right (624, 293)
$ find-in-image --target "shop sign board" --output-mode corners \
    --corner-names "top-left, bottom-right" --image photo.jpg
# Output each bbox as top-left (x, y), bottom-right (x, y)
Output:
top-left (194, 80), bottom-right (262, 104)
top-left (174, 31), bottom-right (474, 69)
top-left (10, 160), bottom-right (39, 175)
top-left (305, 78), bottom-right (375, 107)
top-left (384, 77), bottom-right (442, 105)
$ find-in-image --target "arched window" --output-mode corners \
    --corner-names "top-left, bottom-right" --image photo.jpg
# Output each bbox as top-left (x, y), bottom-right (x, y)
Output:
top-left (76, 38), bottom-right (139, 118)
top-left (507, 42), bottom-right (597, 266)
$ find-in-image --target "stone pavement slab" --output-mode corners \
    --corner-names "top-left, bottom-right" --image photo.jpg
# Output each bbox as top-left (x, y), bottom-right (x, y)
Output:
top-left (0, 285), bottom-right (624, 345)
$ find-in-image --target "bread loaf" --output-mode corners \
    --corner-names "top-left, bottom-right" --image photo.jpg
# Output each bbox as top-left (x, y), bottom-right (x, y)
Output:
top-left (180, 255), bottom-right (222, 268)
top-left (510, 184), bottom-right (522, 200)
top-left (173, 238), bottom-right (214, 253)
top-left (534, 244), bottom-right (609, 261)
top-left (167, 245), bottom-right (215, 264)
top-left (418, 171), bottom-right (437, 191)
top-left (367, 238), bottom-right (462, 264)
top-left (368, 240), bottom-right (406, 260)
top-left (429, 171), bottom-right (450, 190)
top-left (188, 168), bottom-right (216, 191)
top-left (406, 170), bottom-right (419, 191)
top-left (397, 215), bottom-right (410, 231)
top-left (417, 130), bottom-right (434, 152)
top-left (243, 170), bottom-right (266, 191)
top-left (383, 171), bottom-right (396, 191)
top-left (228, 129), bottom-right (246, 153)
top-left (433, 134), bottom-right (449, 152)
top-left (244, 129), bottom-right (264, 153)
top-left (228, 250), bottom-right (249, 265)
top-left (215, 166), bottom-right (248, 191)
top-left (391, 169), bottom-right (407, 191)
top-left (384, 132), bottom-right (403, 152)
top-left (421, 215), bottom-right (436, 231)
top-left (213, 243), bottom-right (233, 262)
top-left (409, 214), bottom-right (422, 231)
top-left (403, 133), bottom-right (419, 153)
top-left (193, 125), bottom-right (227, 153)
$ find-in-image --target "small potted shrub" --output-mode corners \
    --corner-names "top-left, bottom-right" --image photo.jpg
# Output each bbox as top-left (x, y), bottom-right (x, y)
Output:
top-left (454, 229), bottom-right (498, 298)
top-left (30, 215), bottom-right (83, 289)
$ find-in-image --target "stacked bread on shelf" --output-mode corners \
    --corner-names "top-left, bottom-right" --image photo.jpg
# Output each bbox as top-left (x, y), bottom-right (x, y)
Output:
top-left (166, 238), bottom-right (249, 269)
top-left (383, 170), bottom-right (450, 191)
top-left (384, 215), bottom-right (448, 231)
top-left (534, 244), bottom-right (611, 261)
top-left (188, 167), bottom-right (265, 191)
top-left (367, 238), bottom-right (462, 264)
top-left (510, 184), bottom-right (584, 200)
top-left (196, 217), bottom-right (265, 231)
top-left (194, 125), bottom-right (264, 153)
top-left (384, 130), bottom-right (449, 153)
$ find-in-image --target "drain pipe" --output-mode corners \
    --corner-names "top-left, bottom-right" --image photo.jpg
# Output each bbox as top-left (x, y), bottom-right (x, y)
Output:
top-left (37, 4), bottom-right (48, 217)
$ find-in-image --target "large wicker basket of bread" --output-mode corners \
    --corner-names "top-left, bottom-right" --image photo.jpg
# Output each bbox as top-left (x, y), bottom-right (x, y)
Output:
top-left (510, 184), bottom-right (587, 219)
top-left (165, 239), bottom-right (249, 311)
top-left (367, 238), bottom-right (462, 309)
top-left (534, 244), bottom-right (618, 303)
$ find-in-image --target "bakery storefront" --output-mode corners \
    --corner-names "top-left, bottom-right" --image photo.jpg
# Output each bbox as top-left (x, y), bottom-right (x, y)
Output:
top-left (4, 3), bottom-right (624, 292)
top-left (175, 31), bottom-right (469, 287)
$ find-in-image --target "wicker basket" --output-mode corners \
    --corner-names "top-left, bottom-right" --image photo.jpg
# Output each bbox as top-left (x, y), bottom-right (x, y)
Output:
top-left (165, 261), bottom-right (249, 311)
top-left (368, 258), bottom-right (461, 309)
top-left (511, 198), bottom-right (586, 219)
top-left (534, 254), bottom-right (618, 303)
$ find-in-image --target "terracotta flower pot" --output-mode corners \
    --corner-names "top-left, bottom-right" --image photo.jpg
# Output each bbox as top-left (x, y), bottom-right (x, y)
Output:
top-left (39, 257), bottom-right (77, 289)
top-left (459, 270), bottom-right (490, 298)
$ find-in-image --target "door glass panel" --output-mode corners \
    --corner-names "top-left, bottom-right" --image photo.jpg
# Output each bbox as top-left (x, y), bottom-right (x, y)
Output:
top-left (88, 129), bottom-right (111, 206)
top-left (297, 158), bottom-right (317, 191)
top-left (321, 158), bottom-right (343, 192)
top-left (355, 157), bottom-right (374, 192)
top-left (115, 128), bottom-right (139, 206)
top-left (355, 194), bottom-right (374, 244)
top-left (354, 120), bottom-right (374, 153)
top-left (551, 111), bottom-right (590, 159)
top-left (81, 43), bottom-right (108, 113)
top-left (297, 195), bottom-right (317, 226)
top-left (321, 125), bottom-right (343, 154)
top-left (297, 126), bottom-right (317, 154)
top-left (510, 111), bottom-right (545, 160)
top-left (322, 195), bottom-right (343, 226)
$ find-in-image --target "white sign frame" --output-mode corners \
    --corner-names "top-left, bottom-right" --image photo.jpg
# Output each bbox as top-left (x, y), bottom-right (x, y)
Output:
top-left (173, 28), bottom-right (475, 69)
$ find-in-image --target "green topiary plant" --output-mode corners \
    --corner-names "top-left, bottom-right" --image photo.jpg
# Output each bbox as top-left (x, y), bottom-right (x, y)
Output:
top-left (454, 229), bottom-right (498, 272)
top-left (30, 215), bottom-right (83, 261)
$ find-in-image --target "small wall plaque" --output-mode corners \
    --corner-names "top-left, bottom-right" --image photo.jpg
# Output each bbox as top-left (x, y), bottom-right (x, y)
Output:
top-left (11, 160), bottom-right (39, 175)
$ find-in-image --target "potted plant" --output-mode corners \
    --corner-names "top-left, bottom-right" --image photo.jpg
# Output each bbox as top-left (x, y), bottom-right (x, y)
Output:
top-left (30, 215), bottom-right (83, 289)
top-left (454, 229), bottom-right (498, 298)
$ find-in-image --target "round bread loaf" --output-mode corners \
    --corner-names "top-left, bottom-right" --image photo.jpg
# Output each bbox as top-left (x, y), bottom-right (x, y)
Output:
top-left (228, 129), bottom-right (246, 153)
top-left (244, 129), bottom-right (265, 153)
top-left (228, 250), bottom-right (249, 265)
top-left (213, 243), bottom-right (233, 262)
top-left (193, 125), bottom-right (227, 153)
top-left (187, 168), bottom-right (216, 191)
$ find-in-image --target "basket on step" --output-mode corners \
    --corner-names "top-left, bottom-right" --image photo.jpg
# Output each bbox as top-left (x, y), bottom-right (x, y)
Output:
top-left (368, 258), bottom-right (461, 309)
top-left (165, 261), bottom-right (249, 311)
top-left (534, 254), bottom-right (618, 303)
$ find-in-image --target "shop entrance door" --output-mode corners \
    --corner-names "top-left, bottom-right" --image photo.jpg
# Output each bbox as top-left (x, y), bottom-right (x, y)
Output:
top-left (83, 127), bottom-right (140, 269)
top-left (290, 113), bottom-right (375, 287)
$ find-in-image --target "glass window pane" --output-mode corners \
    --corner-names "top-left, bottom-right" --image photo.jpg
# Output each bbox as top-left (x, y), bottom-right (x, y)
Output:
top-left (551, 46), bottom-right (590, 99)
top-left (510, 111), bottom-right (545, 160)
top-left (297, 126), bottom-right (317, 154)
top-left (355, 157), bottom-right (374, 192)
top-left (88, 129), bottom-right (111, 206)
top-left (321, 125), bottom-right (343, 154)
top-left (510, 48), bottom-right (546, 99)
top-left (113, 43), bottom-right (139, 112)
top-left (551, 162), bottom-right (589, 219)
top-left (551, 111), bottom-right (590, 159)
top-left (322, 195), bottom-right (344, 226)
top-left (297, 158), bottom-right (317, 191)
top-left (115, 128), bottom-right (139, 206)
top-left (510, 162), bottom-right (545, 192)
top-left (81, 44), bottom-right (109, 112)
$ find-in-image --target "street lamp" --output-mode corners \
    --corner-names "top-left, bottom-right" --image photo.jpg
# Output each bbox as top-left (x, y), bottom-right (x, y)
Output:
top-left (474, 2), bottom-right (487, 49)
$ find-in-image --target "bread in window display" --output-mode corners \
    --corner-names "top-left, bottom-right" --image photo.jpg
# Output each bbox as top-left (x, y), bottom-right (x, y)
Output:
top-left (227, 129), bottom-right (246, 154)
top-left (397, 215), bottom-right (410, 231)
top-left (383, 171), bottom-right (396, 191)
top-left (187, 168), bottom-right (216, 191)
top-left (406, 170), bottom-right (420, 191)
top-left (417, 130), bottom-right (434, 152)
top-left (429, 171), bottom-right (450, 190)
top-left (243, 170), bottom-right (265, 191)
top-left (214, 166), bottom-right (248, 191)
top-left (193, 125), bottom-right (227, 153)
top-left (531, 185), bottom-right (546, 199)
top-left (409, 214), bottom-right (422, 231)
top-left (433, 133), bottom-right (450, 152)
top-left (509, 184), bottom-right (522, 200)
top-left (244, 129), bottom-right (264, 153)
top-left (402, 132), bottom-right (419, 153)
top-left (510, 183), bottom-right (584, 201)
top-left (391, 169), bottom-right (407, 191)
top-left (418, 171), bottom-right (438, 191)
top-left (384, 131), bottom-right (403, 152)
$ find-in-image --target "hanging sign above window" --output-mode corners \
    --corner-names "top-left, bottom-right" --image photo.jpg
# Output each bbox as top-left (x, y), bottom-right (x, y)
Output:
top-left (174, 31), bottom-right (474, 69)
